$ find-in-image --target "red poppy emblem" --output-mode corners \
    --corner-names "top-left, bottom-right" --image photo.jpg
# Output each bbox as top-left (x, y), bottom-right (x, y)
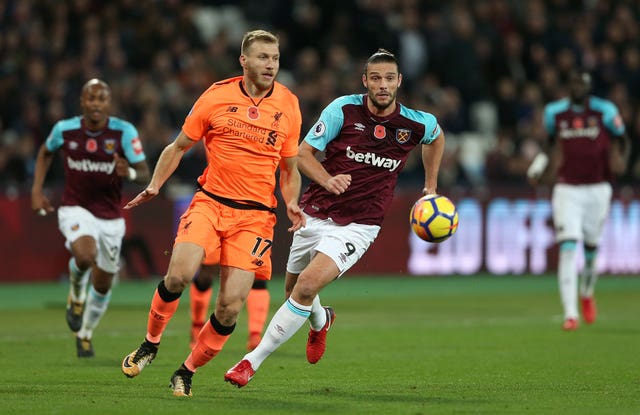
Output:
top-left (248, 106), bottom-right (259, 120)
top-left (86, 139), bottom-right (98, 153)
top-left (374, 125), bottom-right (386, 139)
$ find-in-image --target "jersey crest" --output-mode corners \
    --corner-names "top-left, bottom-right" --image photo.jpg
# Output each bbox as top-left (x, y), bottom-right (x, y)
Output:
top-left (272, 112), bottom-right (283, 128)
top-left (103, 139), bottom-right (116, 154)
top-left (396, 128), bottom-right (411, 144)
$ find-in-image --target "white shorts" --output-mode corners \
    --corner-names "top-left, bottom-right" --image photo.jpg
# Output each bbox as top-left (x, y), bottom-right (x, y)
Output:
top-left (58, 206), bottom-right (126, 274)
top-left (551, 182), bottom-right (612, 245)
top-left (286, 213), bottom-right (380, 277)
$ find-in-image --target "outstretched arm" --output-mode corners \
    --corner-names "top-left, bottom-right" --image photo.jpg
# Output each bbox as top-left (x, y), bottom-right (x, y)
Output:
top-left (124, 131), bottom-right (196, 209)
top-left (421, 131), bottom-right (445, 195)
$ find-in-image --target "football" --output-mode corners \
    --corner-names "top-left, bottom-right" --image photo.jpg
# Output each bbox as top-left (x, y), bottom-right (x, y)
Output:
top-left (409, 194), bottom-right (459, 243)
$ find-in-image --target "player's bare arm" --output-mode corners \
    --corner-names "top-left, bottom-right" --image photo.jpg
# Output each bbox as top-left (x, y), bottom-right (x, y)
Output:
top-left (421, 131), bottom-right (445, 195)
top-left (609, 132), bottom-right (631, 176)
top-left (30, 144), bottom-right (56, 215)
top-left (279, 155), bottom-right (306, 232)
top-left (298, 141), bottom-right (351, 195)
top-left (528, 137), bottom-right (559, 187)
top-left (124, 131), bottom-right (196, 209)
top-left (537, 142), bottom-right (562, 185)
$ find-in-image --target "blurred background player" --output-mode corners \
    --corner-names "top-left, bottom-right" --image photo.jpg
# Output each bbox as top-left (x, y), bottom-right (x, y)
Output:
top-left (119, 30), bottom-right (305, 397)
top-left (225, 48), bottom-right (445, 387)
top-left (527, 69), bottom-right (630, 331)
top-left (190, 263), bottom-right (270, 352)
top-left (30, 78), bottom-right (150, 357)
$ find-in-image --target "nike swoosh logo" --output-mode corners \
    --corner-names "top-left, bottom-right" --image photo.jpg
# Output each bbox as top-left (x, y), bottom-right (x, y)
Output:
top-left (122, 356), bottom-right (134, 368)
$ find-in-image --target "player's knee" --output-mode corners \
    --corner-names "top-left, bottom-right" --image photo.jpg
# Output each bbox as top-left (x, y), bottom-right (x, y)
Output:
top-left (214, 299), bottom-right (242, 325)
top-left (92, 269), bottom-right (114, 293)
top-left (164, 274), bottom-right (188, 293)
top-left (73, 253), bottom-right (96, 270)
top-left (291, 277), bottom-right (320, 303)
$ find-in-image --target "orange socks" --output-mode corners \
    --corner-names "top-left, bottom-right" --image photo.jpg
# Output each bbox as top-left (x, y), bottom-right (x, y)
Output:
top-left (246, 288), bottom-right (270, 336)
top-left (189, 283), bottom-right (213, 340)
top-left (146, 282), bottom-right (181, 344)
top-left (190, 283), bottom-right (213, 324)
top-left (184, 317), bottom-right (235, 372)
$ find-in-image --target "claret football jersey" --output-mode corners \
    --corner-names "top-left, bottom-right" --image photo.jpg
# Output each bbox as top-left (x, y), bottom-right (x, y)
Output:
top-left (45, 116), bottom-right (146, 219)
top-left (300, 94), bottom-right (441, 226)
top-left (182, 76), bottom-right (302, 209)
top-left (544, 95), bottom-right (626, 184)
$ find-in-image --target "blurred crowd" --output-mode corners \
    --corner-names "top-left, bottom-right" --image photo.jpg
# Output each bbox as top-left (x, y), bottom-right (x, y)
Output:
top-left (1, 0), bottom-right (639, 197)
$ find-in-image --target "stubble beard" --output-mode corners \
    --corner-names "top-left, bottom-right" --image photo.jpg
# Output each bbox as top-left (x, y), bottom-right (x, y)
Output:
top-left (248, 69), bottom-right (276, 93)
top-left (369, 91), bottom-right (396, 111)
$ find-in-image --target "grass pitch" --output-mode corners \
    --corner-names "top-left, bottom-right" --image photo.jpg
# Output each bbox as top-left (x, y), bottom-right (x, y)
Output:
top-left (1, 275), bottom-right (639, 415)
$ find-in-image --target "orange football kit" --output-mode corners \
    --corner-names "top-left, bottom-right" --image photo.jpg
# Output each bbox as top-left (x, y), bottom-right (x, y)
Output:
top-left (174, 76), bottom-right (301, 279)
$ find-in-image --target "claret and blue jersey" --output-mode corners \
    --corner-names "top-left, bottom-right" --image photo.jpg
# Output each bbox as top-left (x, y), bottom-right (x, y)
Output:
top-left (543, 95), bottom-right (625, 184)
top-left (300, 94), bottom-right (441, 226)
top-left (45, 116), bottom-right (146, 219)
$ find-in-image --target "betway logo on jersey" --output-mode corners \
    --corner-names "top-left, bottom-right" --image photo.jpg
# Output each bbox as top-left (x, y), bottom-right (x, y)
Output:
top-left (346, 146), bottom-right (401, 172)
top-left (559, 126), bottom-right (600, 140)
top-left (67, 157), bottom-right (116, 174)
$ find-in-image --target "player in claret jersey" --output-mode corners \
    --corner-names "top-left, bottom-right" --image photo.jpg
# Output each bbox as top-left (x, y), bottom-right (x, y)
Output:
top-left (31, 78), bottom-right (150, 357)
top-left (119, 30), bottom-right (305, 397)
top-left (225, 48), bottom-right (446, 388)
top-left (527, 69), bottom-right (630, 331)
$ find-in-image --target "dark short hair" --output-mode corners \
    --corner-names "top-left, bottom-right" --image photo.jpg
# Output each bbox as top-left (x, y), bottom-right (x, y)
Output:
top-left (363, 48), bottom-right (399, 74)
top-left (82, 78), bottom-right (109, 93)
top-left (569, 69), bottom-right (592, 86)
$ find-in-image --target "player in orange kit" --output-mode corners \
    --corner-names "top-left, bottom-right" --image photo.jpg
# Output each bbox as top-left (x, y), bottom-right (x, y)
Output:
top-left (119, 30), bottom-right (305, 397)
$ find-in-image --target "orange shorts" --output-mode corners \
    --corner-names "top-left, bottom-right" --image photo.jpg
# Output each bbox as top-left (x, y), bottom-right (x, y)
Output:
top-left (175, 192), bottom-right (276, 280)
top-left (200, 241), bottom-right (272, 280)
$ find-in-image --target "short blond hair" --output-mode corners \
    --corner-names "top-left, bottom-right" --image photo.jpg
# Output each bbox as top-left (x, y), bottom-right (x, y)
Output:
top-left (241, 30), bottom-right (279, 55)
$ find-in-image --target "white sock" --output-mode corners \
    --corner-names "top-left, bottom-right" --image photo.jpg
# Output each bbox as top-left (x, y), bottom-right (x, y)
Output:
top-left (244, 297), bottom-right (311, 370)
top-left (580, 251), bottom-right (598, 298)
top-left (308, 295), bottom-right (326, 331)
top-left (68, 258), bottom-right (90, 303)
top-left (558, 243), bottom-right (578, 320)
top-left (77, 286), bottom-right (111, 340)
